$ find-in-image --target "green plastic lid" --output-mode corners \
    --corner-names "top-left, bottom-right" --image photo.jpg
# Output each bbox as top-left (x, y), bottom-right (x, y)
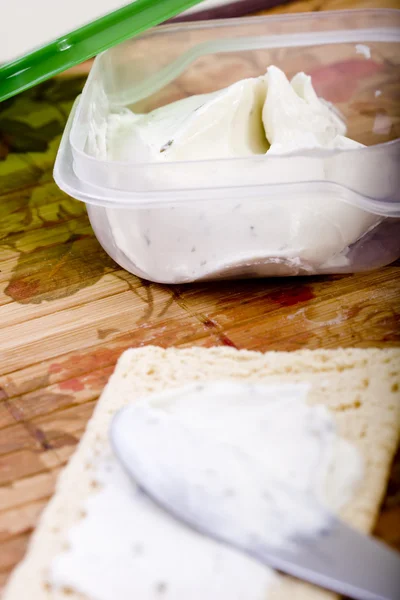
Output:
top-left (0, 0), bottom-right (204, 102)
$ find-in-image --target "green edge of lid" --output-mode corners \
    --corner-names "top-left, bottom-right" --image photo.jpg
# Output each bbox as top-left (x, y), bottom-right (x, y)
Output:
top-left (0, 0), bottom-right (203, 102)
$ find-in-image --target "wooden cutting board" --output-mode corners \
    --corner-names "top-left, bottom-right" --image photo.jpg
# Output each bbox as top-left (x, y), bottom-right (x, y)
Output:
top-left (0, 0), bottom-right (399, 594)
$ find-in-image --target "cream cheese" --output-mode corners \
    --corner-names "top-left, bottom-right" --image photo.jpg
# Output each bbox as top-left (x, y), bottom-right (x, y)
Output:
top-left (87, 65), bottom-right (381, 282)
top-left (49, 382), bottom-right (363, 600)
top-left (106, 78), bottom-right (269, 162)
top-left (105, 66), bottom-right (357, 161)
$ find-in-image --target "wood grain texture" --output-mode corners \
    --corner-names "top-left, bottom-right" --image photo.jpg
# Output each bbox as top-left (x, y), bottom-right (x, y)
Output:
top-left (0, 1), bottom-right (399, 594)
top-left (256, 0), bottom-right (400, 15)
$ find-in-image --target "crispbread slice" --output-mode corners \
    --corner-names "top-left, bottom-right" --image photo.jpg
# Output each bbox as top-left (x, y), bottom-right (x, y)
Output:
top-left (4, 346), bottom-right (400, 600)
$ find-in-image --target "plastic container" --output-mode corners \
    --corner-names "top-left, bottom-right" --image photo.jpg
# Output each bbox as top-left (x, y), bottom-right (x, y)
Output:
top-left (54, 9), bottom-right (400, 284)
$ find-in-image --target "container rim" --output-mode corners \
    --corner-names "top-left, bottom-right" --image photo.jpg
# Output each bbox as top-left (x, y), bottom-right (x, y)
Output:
top-left (153, 7), bottom-right (400, 34)
top-left (54, 101), bottom-right (400, 217)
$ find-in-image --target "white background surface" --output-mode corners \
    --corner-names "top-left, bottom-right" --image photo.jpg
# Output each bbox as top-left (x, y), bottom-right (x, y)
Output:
top-left (0, 1), bottom-right (232, 64)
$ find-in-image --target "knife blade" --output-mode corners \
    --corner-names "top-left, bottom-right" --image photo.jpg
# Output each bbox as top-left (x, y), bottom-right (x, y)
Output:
top-left (110, 404), bottom-right (400, 600)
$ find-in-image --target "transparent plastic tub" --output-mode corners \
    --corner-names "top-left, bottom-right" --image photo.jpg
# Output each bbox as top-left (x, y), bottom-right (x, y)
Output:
top-left (54, 9), bottom-right (400, 284)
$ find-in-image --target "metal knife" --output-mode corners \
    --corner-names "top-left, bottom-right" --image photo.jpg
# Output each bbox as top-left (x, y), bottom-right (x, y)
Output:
top-left (110, 404), bottom-right (400, 600)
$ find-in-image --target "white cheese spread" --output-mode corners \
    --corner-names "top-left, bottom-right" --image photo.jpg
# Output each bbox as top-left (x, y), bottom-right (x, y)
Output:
top-left (49, 382), bottom-right (363, 600)
top-left (86, 66), bottom-right (381, 282)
